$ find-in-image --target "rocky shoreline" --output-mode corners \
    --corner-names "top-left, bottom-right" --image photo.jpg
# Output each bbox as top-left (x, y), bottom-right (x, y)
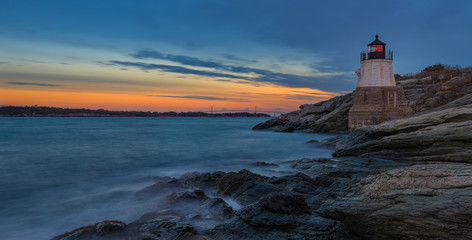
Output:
top-left (51, 157), bottom-right (411, 240)
top-left (54, 66), bottom-right (472, 240)
top-left (54, 154), bottom-right (472, 239)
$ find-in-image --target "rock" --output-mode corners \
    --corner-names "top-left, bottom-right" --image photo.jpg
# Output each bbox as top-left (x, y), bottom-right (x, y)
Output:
top-left (52, 220), bottom-right (126, 240)
top-left (333, 104), bottom-right (472, 163)
top-left (399, 72), bottom-right (472, 112)
top-left (210, 191), bottom-right (351, 240)
top-left (254, 69), bottom-right (472, 134)
top-left (234, 182), bottom-right (280, 205)
top-left (322, 163), bottom-right (472, 240)
top-left (170, 188), bottom-right (209, 202)
top-left (419, 75), bottom-right (433, 84)
top-left (258, 191), bottom-right (310, 215)
top-left (136, 180), bottom-right (185, 198)
top-left (252, 93), bottom-right (353, 133)
top-left (58, 154), bottom-right (472, 240)
top-left (299, 99), bottom-right (336, 114)
top-left (128, 215), bottom-right (199, 240)
top-left (211, 169), bottom-right (268, 198)
top-left (251, 161), bottom-right (278, 167)
top-left (201, 197), bottom-right (234, 217)
top-left (210, 215), bottom-right (352, 240)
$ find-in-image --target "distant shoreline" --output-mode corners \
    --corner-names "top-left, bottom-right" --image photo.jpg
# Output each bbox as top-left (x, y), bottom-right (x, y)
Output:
top-left (0, 106), bottom-right (271, 118)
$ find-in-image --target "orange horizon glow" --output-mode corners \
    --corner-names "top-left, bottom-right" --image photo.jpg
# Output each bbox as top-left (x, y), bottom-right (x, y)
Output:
top-left (0, 38), bottom-right (350, 114)
top-left (0, 85), bottom-right (339, 113)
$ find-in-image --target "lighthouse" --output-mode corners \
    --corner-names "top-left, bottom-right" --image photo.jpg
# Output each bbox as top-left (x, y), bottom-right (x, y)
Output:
top-left (348, 35), bottom-right (413, 129)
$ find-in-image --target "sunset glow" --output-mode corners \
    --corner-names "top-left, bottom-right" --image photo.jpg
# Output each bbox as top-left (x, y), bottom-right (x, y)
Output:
top-left (1, 1), bottom-right (470, 112)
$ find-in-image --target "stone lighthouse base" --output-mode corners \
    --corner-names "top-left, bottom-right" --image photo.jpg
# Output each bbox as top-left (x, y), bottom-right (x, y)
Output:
top-left (349, 86), bottom-right (414, 130)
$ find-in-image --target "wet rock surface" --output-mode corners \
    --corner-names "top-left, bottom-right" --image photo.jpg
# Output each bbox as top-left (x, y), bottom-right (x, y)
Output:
top-left (52, 220), bottom-right (127, 240)
top-left (53, 163), bottom-right (357, 240)
top-left (54, 155), bottom-right (472, 240)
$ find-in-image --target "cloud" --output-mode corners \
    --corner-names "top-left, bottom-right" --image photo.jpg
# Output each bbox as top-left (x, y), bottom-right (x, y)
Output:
top-left (131, 50), bottom-right (266, 76)
top-left (131, 50), bottom-right (227, 69)
top-left (0, 71), bottom-right (156, 88)
top-left (0, 61), bottom-right (7, 64)
top-left (235, 91), bottom-right (337, 102)
top-left (149, 95), bottom-right (249, 102)
top-left (221, 53), bottom-right (258, 63)
top-left (7, 82), bottom-right (62, 87)
top-left (109, 50), bottom-right (355, 92)
top-left (283, 94), bottom-right (324, 101)
top-left (109, 60), bottom-right (246, 79)
top-left (22, 59), bottom-right (45, 64)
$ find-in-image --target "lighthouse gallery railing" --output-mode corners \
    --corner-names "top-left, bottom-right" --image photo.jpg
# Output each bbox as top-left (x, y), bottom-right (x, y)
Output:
top-left (360, 50), bottom-right (393, 61)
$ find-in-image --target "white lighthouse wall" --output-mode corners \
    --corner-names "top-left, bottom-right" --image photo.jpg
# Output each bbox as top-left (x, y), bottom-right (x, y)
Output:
top-left (357, 59), bottom-right (395, 87)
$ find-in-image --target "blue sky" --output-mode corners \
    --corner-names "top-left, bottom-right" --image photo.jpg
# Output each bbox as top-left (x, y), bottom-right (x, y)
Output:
top-left (0, 0), bottom-right (471, 111)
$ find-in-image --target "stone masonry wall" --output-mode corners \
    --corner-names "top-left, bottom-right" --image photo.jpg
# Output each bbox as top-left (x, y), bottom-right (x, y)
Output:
top-left (349, 86), bottom-right (413, 129)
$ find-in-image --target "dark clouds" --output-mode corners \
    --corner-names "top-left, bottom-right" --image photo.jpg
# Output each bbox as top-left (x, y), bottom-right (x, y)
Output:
top-left (131, 50), bottom-right (225, 69)
top-left (109, 50), bottom-right (353, 91)
top-left (108, 60), bottom-right (247, 79)
top-left (220, 54), bottom-right (258, 63)
top-left (7, 82), bottom-right (62, 87)
top-left (151, 93), bottom-right (327, 103)
top-left (1, 0), bottom-right (470, 89)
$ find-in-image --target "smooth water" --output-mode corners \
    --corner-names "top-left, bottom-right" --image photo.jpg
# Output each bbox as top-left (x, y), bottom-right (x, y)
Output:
top-left (0, 117), bottom-right (336, 239)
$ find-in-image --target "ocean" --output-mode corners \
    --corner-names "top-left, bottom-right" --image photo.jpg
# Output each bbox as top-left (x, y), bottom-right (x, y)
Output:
top-left (0, 117), bottom-right (337, 240)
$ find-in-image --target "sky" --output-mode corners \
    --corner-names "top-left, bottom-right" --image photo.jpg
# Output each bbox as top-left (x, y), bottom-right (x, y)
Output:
top-left (1, 0), bottom-right (471, 113)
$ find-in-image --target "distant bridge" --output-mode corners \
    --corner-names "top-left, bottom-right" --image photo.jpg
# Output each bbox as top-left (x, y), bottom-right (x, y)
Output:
top-left (202, 106), bottom-right (287, 116)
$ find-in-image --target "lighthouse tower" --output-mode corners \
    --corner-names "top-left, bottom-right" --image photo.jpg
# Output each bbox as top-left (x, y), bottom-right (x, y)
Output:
top-left (348, 35), bottom-right (413, 129)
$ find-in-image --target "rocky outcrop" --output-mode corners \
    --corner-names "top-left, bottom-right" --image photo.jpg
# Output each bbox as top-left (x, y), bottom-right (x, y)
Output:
top-left (252, 93), bottom-right (353, 133)
top-left (289, 157), bottom-right (472, 240)
top-left (321, 163), bottom-right (472, 239)
top-left (54, 169), bottom-right (356, 240)
top-left (55, 155), bottom-right (472, 240)
top-left (397, 69), bottom-right (472, 112)
top-left (253, 66), bottom-right (472, 133)
top-left (332, 104), bottom-right (472, 162)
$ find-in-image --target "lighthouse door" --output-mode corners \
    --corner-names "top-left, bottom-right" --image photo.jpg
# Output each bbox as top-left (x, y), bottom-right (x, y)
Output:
top-left (387, 91), bottom-right (397, 107)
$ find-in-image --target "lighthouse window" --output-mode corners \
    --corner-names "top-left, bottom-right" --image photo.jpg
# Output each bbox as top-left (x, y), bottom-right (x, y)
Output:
top-left (369, 45), bottom-right (383, 52)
